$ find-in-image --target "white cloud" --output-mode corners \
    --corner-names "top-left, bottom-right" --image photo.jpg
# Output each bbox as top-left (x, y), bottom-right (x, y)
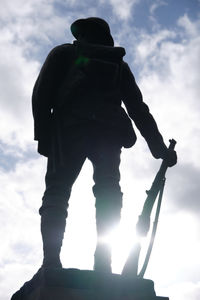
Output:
top-left (150, 0), bottom-right (167, 15)
top-left (133, 15), bottom-right (200, 168)
top-left (146, 212), bottom-right (200, 281)
top-left (100, 0), bottom-right (139, 20)
top-left (158, 281), bottom-right (200, 300)
top-left (134, 29), bottom-right (176, 64)
top-left (178, 14), bottom-right (200, 38)
top-left (0, 0), bottom-right (74, 49)
top-left (0, 156), bottom-right (46, 297)
top-left (0, 31), bottom-right (39, 149)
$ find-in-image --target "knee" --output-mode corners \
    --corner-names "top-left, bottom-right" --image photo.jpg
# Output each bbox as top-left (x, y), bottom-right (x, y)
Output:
top-left (43, 184), bottom-right (71, 200)
top-left (39, 195), bottom-right (68, 218)
top-left (93, 181), bottom-right (122, 198)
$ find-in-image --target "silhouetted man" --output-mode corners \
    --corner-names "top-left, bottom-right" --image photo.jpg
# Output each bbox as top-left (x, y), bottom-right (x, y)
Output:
top-left (32, 17), bottom-right (177, 273)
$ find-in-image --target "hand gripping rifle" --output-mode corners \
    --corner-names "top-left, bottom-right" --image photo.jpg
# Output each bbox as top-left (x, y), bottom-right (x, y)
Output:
top-left (122, 139), bottom-right (176, 278)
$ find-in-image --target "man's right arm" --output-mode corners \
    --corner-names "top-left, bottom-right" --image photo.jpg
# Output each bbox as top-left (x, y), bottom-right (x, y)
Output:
top-left (32, 46), bottom-right (62, 140)
top-left (32, 44), bottom-right (73, 141)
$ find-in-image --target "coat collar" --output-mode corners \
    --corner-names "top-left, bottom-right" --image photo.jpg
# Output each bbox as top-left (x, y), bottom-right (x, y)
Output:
top-left (73, 40), bottom-right (125, 62)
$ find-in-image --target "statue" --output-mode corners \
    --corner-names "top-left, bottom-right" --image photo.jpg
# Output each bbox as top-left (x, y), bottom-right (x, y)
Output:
top-left (32, 17), bottom-right (177, 274)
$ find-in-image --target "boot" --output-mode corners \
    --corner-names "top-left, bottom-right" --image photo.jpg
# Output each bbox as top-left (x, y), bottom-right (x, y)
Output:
top-left (40, 208), bottom-right (66, 269)
top-left (94, 242), bottom-right (112, 273)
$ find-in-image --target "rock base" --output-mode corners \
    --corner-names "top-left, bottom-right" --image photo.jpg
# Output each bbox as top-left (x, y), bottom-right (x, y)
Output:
top-left (11, 268), bottom-right (169, 300)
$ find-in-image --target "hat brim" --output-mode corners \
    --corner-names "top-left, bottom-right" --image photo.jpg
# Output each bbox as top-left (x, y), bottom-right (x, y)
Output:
top-left (71, 19), bottom-right (114, 46)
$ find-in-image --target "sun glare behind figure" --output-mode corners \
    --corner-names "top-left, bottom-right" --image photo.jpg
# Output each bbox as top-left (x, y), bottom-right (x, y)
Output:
top-left (98, 224), bottom-right (140, 274)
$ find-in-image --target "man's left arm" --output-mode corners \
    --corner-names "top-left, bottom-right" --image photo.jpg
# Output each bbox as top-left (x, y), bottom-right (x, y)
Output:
top-left (121, 62), bottom-right (177, 166)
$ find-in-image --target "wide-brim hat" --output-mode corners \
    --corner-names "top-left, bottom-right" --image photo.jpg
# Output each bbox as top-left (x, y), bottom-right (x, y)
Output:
top-left (71, 17), bottom-right (114, 46)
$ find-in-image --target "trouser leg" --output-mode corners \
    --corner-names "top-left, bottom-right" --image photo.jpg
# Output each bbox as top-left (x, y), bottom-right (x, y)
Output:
top-left (89, 142), bottom-right (123, 272)
top-left (40, 207), bottom-right (67, 268)
top-left (39, 149), bottom-right (85, 268)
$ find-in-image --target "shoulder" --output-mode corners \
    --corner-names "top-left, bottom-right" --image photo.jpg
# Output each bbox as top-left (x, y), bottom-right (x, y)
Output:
top-left (51, 43), bottom-right (75, 52)
top-left (121, 61), bottom-right (132, 73)
top-left (121, 61), bottom-right (136, 81)
top-left (47, 43), bottom-right (76, 58)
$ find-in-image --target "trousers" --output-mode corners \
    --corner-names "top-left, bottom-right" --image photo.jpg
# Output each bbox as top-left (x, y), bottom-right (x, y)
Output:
top-left (39, 123), bottom-right (123, 235)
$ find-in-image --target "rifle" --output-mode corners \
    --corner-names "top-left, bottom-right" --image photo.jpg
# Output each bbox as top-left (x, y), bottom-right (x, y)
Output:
top-left (122, 139), bottom-right (176, 278)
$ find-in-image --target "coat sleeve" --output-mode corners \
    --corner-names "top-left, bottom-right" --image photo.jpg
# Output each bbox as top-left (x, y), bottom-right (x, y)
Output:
top-left (32, 46), bottom-right (64, 142)
top-left (32, 44), bottom-right (72, 156)
top-left (120, 62), bottom-right (167, 159)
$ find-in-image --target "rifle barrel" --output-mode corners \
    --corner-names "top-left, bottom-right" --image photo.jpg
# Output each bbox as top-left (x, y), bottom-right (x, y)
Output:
top-left (136, 139), bottom-right (176, 237)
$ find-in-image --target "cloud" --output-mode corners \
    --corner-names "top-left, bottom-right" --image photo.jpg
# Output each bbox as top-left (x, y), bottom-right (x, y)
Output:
top-left (149, 0), bottom-right (168, 29)
top-left (158, 281), bottom-right (200, 300)
top-left (100, 0), bottom-right (139, 20)
top-left (0, 156), bottom-right (47, 297)
top-left (132, 14), bottom-right (200, 167)
top-left (165, 163), bottom-right (200, 215)
top-left (150, 0), bottom-right (167, 15)
top-left (178, 13), bottom-right (200, 38)
top-left (0, 31), bottom-right (39, 149)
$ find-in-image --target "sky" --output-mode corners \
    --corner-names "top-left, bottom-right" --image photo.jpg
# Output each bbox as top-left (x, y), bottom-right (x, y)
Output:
top-left (0, 0), bottom-right (200, 299)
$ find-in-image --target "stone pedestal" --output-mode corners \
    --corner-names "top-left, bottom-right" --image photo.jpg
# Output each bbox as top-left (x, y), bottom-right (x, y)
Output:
top-left (11, 268), bottom-right (169, 300)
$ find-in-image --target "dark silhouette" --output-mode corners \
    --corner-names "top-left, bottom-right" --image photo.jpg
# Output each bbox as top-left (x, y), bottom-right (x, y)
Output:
top-left (12, 268), bottom-right (168, 300)
top-left (32, 17), bottom-right (177, 273)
